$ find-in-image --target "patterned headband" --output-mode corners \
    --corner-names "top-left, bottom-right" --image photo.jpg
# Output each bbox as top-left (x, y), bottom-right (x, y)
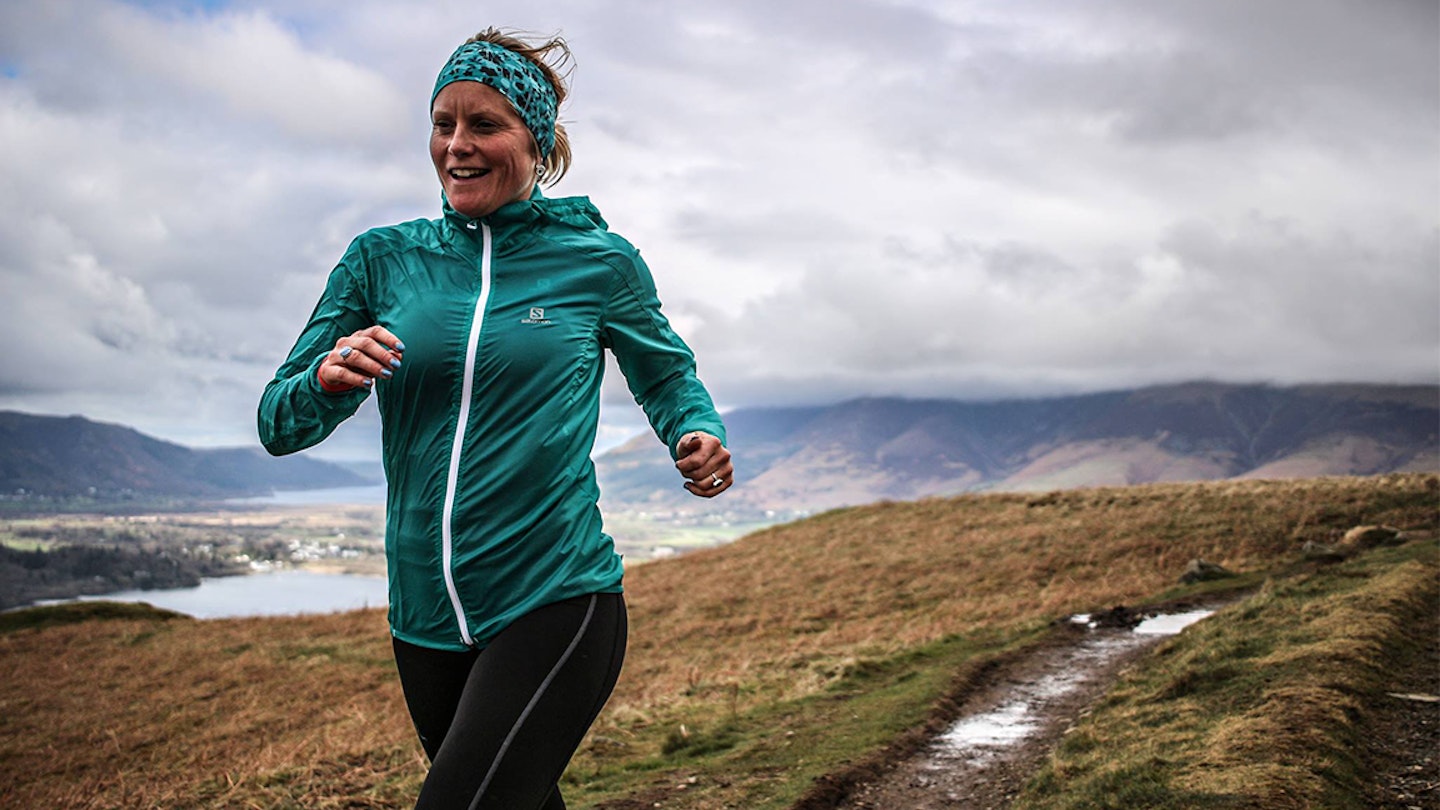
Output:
top-left (432, 40), bottom-right (558, 159)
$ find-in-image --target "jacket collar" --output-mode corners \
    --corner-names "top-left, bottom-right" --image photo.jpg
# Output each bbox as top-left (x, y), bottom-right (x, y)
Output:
top-left (442, 185), bottom-right (542, 241)
top-left (440, 186), bottom-right (609, 254)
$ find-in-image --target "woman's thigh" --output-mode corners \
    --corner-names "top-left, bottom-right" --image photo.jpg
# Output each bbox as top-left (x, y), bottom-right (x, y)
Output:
top-left (392, 637), bottom-right (478, 761)
top-left (400, 593), bottom-right (627, 810)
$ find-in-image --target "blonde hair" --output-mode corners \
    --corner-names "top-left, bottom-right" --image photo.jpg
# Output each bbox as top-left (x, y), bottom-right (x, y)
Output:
top-left (465, 28), bottom-right (574, 185)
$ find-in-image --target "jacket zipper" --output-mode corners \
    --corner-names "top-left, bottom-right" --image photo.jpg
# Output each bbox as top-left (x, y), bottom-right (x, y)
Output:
top-left (441, 220), bottom-right (491, 647)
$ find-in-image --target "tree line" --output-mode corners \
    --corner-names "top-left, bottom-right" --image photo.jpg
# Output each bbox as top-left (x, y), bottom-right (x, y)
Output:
top-left (0, 544), bottom-right (242, 611)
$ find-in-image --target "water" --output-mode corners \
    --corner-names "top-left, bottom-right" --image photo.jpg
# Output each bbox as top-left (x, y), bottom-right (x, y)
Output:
top-left (34, 570), bottom-right (389, 619)
top-left (940, 701), bottom-right (1040, 749)
top-left (226, 484), bottom-right (387, 506)
top-left (1134, 608), bottom-right (1215, 635)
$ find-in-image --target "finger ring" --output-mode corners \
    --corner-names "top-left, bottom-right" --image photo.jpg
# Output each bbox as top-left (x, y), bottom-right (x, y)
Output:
top-left (339, 346), bottom-right (353, 359)
top-left (711, 473), bottom-right (724, 486)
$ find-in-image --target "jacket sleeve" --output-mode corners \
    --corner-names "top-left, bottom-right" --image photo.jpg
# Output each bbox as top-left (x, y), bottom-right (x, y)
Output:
top-left (257, 251), bottom-right (374, 456)
top-left (602, 250), bottom-right (726, 459)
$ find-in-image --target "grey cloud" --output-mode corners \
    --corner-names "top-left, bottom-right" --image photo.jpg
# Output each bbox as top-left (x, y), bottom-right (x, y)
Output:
top-left (863, 0), bottom-right (1436, 166)
top-left (0, 0), bottom-right (1433, 459)
top-left (0, 1), bottom-right (410, 151)
top-left (1157, 217), bottom-right (1440, 352)
top-left (687, 212), bottom-right (1439, 409)
top-left (670, 205), bottom-right (861, 262)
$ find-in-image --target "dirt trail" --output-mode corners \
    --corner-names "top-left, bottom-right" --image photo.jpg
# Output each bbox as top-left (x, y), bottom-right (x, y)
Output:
top-left (832, 615), bottom-right (1179, 810)
top-left (818, 601), bottom-right (1439, 810)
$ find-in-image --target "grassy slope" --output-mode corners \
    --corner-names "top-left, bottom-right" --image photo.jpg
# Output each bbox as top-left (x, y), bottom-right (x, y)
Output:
top-left (0, 474), bottom-right (1434, 809)
top-left (1017, 539), bottom-right (1438, 810)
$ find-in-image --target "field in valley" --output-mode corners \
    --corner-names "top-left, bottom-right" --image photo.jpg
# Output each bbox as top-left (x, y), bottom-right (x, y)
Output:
top-left (0, 474), bottom-right (1435, 808)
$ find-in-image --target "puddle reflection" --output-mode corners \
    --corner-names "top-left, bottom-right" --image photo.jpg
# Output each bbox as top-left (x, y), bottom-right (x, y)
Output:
top-left (1134, 608), bottom-right (1214, 635)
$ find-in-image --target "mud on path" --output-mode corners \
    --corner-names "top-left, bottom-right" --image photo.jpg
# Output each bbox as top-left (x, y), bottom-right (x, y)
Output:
top-left (826, 614), bottom-right (1180, 810)
top-left (790, 603), bottom-right (1204, 810)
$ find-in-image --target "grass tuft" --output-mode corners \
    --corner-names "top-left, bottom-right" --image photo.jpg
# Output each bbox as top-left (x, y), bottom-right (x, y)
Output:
top-left (0, 599), bottom-right (189, 634)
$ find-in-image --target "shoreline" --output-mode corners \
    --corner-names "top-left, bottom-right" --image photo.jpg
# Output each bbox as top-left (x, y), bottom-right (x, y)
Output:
top-left (10, 566), bottom-right (390, 619)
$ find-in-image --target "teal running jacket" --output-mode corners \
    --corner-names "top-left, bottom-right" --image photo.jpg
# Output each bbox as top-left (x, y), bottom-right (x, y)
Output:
top-left (258, 189), bottom-right (725, 651)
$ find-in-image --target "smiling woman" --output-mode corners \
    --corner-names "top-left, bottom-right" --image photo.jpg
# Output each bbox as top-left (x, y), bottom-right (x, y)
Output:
top-left (426, 32), bottom-right (573, 219)
top-left (256, 27), bottom-right (733, 810)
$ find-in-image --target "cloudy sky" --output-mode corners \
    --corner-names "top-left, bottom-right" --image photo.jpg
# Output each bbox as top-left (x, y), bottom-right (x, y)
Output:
top-left (1, 0), bottom-right (1436, 460)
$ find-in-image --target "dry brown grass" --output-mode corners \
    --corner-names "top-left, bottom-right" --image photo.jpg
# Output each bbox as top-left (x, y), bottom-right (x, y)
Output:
top-left (0, 610), bottom-right (421, 808)
top-left (616, 475), bottom-right (1436, 709)
top-left (0, 474), bottom-right (1434, 808)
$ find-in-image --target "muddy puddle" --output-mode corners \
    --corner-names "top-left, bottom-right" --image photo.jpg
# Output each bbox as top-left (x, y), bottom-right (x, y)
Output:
top-left (835, 606), bottom-right (1215, 809)
top-left (932, 609), bottom-right (1212, 766)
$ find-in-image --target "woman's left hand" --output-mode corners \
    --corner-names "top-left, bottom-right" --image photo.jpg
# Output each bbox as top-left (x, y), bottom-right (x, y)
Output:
top-left (675, 432), bottom-right (733, 498)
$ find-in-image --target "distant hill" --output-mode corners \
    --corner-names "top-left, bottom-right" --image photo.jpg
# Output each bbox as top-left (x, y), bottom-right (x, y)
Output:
top-left (595, 382), bottom-right (1440, 515)
top-left (0, 411), bottom-right (375, 500)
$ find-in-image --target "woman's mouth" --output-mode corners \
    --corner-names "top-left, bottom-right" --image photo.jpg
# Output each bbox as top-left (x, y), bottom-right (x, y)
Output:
top-left (449, 168), bottom-right (489, 179)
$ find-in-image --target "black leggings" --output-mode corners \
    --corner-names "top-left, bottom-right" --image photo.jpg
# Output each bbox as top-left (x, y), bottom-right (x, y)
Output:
top-left (392, 592), bottom-right (627, 810)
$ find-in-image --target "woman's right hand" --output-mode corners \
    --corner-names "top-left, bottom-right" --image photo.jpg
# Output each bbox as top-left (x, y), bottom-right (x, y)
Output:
top-left (318, 325), bottom-right (406, 392)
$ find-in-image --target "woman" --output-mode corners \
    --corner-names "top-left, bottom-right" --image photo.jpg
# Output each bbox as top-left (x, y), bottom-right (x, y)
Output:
top-left (258, 28), bottom-right (731, 810)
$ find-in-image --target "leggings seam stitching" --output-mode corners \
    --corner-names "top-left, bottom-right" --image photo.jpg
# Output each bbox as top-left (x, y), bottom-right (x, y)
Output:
top-left (467, 594), bottom-right (598, 810)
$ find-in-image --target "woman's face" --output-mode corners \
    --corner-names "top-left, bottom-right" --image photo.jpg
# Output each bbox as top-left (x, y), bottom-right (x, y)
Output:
top-left (430, 81), bottom-right (538, 219)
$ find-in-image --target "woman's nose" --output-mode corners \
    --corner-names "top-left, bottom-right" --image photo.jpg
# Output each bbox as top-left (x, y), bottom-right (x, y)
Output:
top-left (448, 125), bottom-right (476, 156)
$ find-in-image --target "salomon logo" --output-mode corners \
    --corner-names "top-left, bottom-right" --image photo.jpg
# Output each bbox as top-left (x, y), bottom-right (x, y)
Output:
top-left (521, 306), bottom-right (553, 325)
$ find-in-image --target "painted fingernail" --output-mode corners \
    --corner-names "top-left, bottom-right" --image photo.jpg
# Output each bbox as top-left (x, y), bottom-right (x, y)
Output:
top-left (339, 346), bottom-right (353, 358)
top-left (380, 369), bottom-right (392, 378)
top-left (362, 378), bottom-right (373, 387)
top-left (390, 358), bottom-right (402, 369)
top-left (393, 341), bottom-right (406, 352)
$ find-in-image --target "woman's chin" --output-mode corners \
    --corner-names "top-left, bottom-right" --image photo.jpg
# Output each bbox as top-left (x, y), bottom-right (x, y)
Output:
top-left (446, 182), bottom-right (533, 220)
top-left (448, 197), bottom-right (496, 219)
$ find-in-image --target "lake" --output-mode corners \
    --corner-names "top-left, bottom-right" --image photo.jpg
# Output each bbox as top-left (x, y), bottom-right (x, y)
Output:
top-left (38, 570), bottom-right (389, 619)
top-left (227, 484), bottom-right (388, 506)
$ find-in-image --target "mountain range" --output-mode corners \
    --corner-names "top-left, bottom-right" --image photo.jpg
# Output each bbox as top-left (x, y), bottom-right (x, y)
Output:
top-left (0, 411), bottom-right (374, 500)
top-left (594, 382), bottom-right (1439, 516)
top-left (4, 382), bottom-right (1435, 509)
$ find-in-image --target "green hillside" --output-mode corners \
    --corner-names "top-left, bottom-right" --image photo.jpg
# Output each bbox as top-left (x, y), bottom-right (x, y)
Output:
top-left (0, 474), bottom-right (1435, 808)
